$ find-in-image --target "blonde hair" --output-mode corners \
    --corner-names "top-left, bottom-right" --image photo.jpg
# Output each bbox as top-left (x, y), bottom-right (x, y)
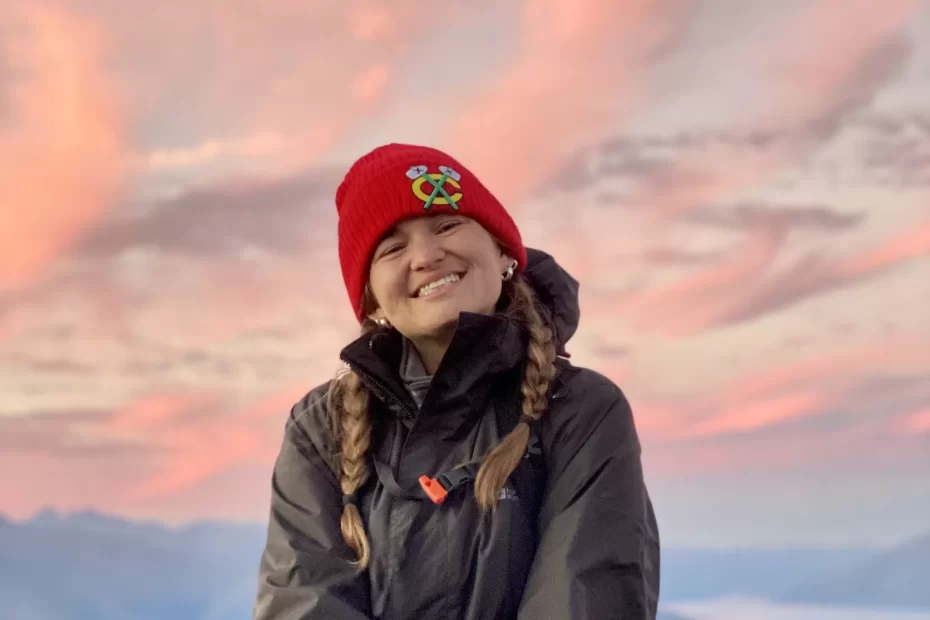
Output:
top-left (328, 275), bottom-right (557, 568)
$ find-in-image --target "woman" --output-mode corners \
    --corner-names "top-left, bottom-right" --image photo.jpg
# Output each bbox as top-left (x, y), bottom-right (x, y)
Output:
top-left (253, 143), bottom-right (660, 620)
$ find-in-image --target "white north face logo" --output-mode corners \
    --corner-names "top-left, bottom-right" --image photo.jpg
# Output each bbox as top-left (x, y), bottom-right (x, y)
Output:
top-left (498, 486), bottom-right (519, 501)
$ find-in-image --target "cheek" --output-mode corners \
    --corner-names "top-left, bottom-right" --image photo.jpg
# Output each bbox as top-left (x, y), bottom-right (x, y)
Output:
top-left (478, 269), bottom-right (503, 298)
top-left (367, 268), bottom-right (393, 307)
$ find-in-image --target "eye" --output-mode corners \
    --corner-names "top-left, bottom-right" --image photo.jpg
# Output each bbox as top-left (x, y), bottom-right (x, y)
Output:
top-left (376, 242), bottom-right (404, 260)
top-left (436, 219), bottom-right (462, 234)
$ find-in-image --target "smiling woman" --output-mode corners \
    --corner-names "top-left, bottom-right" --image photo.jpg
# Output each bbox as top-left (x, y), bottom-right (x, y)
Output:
top-left (367, 215), bottom-right (516, 372)
top-left (252, 143), bottom-right (660, 620)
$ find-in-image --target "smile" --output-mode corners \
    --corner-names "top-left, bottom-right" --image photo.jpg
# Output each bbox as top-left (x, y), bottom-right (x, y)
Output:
top-left (416, 272), bottom-right (464, 298)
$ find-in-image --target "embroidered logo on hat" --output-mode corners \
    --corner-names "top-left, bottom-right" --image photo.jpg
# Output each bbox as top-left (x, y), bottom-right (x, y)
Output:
top-left (406, 164), bottom-right (463, 210)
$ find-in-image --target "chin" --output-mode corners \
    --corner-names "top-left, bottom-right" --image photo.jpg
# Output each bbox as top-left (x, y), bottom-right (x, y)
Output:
top-left (418, 315), bottom-right (460, 336)
top-left (413, 305), bottom-right (465, 335)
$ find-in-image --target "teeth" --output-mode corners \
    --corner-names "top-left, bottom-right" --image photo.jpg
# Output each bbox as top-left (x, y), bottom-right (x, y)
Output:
top-left (418, 273), bottom-right (461, 297)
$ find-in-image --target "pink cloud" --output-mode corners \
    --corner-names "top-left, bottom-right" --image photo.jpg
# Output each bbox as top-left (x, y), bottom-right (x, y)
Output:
top-left (104, 385), bottom-right (310, 500)
top-left (637, 0), bottom-right (918, 222)
top-left (685, 391), bottom-right (826, 438)
top-left (352, 64), bottom-right (392, 103)
top-left (3, 336), bottom-right (923, 519)
top-left (0, 6), bottom-right (130, 292)
top-left (0, 383), bottom-right (311, 520)
top-left (644, 417), bottom-right (919, 478)
top-left (635, 338), bottom-right (929, 443)
top-left (146, 131), bottom-right (285, 169)
top-left (2, 2), bottom-right (927, 526)
top-left (236, 1), bottom-right (445, 172)
top-left (892, 408), bottom-right (930, 435)
top-left (840, 215), bottom-right (930, 274)
top-left (638, 339), bottom-right (930, 477)
top-left (446, 0), bottom-right (690, 205)
top-left (722, 340), bottom-right (927, 401)
top-left (103, 388), bottom-right (278, 498)
top-left (609, 213), bottom-right (930, 337)
top-left (102, 2), bottom-right (436, 176)
top-left (347, 3), bottom-right (396, 42)
top-left (618, 223), bottom-right (788, 335)
top-left (107, 394), bottom-right (220, 432)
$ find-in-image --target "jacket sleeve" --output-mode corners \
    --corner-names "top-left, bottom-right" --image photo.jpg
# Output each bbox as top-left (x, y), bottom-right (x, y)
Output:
top-left (253, 402), bottom-right (372, 620)
top-left (517, 386), bottom-right (660, 620)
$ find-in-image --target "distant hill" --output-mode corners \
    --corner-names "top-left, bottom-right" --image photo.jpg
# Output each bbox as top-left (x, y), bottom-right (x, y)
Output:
top-left (0, 508), bottom-right (267, 620)
top-left (782, 530), bottom-right (930, 610)
top-left (656, 610), bottom-right (698, 620)
top-left (0, 508), bottom-right (926, 619)
top-left (659, 546), bottom-right (875, 603)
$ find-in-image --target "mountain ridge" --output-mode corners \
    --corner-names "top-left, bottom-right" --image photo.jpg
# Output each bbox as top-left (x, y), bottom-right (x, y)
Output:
top-left (1, 508), bottom-right (926, 620)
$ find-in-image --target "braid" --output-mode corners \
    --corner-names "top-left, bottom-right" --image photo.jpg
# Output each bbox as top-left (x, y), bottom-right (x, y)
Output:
top-left (474, 275), bottom-right (557, 509)
top-left (329, 314), bottom-right (381, 569)
top-left (338, 370), bottom-right (372, 568)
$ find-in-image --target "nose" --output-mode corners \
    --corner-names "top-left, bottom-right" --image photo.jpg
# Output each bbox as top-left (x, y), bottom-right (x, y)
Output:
top-left (408, 230), bottom-right (445, 271)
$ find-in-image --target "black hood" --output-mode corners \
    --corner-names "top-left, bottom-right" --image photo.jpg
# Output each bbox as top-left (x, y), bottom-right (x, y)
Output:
top-left (522, 248), bottom-right (580, 357)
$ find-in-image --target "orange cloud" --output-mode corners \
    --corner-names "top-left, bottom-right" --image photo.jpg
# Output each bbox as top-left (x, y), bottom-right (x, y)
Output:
top-left (0, 6), bottom-right (130, 292)
top-left (446, 0), bottom-right (690, 205)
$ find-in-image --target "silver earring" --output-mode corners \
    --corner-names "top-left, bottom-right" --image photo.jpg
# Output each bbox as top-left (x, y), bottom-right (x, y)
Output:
top-left (375, 316), bottom-right (390, 328)
top-left (501, 259), bottom-right (518, 282)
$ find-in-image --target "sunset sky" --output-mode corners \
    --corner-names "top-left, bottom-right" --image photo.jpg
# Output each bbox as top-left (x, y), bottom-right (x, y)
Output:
top-left (1, 0), bottom-right (928, 548)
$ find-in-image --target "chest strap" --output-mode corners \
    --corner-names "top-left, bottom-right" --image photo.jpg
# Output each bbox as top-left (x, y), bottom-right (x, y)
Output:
top-left (372, 457), bottom-right (481, 504)
top-left (419, 462), bottom-right (482, 504)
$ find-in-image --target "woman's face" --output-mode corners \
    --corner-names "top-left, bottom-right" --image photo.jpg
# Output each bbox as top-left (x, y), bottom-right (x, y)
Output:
top-left (367, 214), bottom-right (512, 340)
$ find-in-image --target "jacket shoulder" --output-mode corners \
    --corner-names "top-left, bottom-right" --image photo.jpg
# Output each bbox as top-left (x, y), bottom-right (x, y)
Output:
top-left (283, 379), bottom-right (340, 476)
top-left (543, 360), bottom-right (639, 460)
top-left (552, 358), bottom-right (629, 407)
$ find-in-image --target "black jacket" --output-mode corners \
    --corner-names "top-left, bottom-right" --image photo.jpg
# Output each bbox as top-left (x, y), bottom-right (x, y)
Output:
top-left (253, 249), bottom-right (660, 620)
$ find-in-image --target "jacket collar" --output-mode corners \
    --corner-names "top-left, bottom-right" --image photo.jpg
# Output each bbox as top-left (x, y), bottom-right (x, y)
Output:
top-left (339, 311), bottom-right (527, 420)
top-left (338, 247), bottom-right (581, 419)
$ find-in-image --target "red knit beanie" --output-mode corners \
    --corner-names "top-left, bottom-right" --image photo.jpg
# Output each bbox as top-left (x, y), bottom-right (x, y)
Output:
top-left (335, 143), bottom-right (527, 321)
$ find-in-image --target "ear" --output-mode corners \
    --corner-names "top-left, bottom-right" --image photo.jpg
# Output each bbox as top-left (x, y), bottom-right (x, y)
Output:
top-left (499, 251), bottom-right (514, 272)
top-left (362, 284), bottom-right (380, 315)
top-left (497, 252), bottom-right (513, 274)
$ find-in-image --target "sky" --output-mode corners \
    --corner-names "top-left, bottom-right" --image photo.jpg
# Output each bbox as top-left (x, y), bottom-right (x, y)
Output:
top-left (1, 0), bottom-right (928, 548)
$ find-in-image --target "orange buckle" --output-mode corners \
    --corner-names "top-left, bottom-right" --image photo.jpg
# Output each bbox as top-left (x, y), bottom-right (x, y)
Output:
top-left (418, 475), bottom-right (448, 504)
